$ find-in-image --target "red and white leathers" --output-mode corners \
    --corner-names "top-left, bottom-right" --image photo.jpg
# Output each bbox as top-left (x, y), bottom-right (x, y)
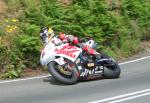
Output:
top-left (40, 27), bottom-right (100, 58)
top-left (59, 33), bottom-right (100, 58)
top-left (82, 44), bottom-right (100, 56)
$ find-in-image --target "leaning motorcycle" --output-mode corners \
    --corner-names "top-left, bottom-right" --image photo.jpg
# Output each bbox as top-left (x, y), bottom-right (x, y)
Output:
top-left (40, 39), bottom-right (121, 85)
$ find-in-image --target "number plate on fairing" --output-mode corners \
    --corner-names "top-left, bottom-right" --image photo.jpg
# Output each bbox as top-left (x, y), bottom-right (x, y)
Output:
top-left (87, 63), bottom-right (95, 67)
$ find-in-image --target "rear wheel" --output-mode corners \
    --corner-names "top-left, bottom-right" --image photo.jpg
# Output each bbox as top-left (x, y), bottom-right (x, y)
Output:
top-left (47, 59), bottom-right (79, 85)
top-left (103, 62), bottom-right (121, 78)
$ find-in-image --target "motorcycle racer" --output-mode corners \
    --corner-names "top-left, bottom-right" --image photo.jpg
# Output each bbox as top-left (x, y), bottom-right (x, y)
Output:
top-left (40, 27), bottom-right (101, 59)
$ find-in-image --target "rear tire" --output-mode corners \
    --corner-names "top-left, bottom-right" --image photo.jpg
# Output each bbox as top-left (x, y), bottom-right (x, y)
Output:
top-left (103, 62), bottom-right (121, 79)
top-left (48, 61), bottom-right (79, 85)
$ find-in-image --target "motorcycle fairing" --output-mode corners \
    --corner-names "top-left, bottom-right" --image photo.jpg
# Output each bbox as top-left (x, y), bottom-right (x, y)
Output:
top-left (40, 42), bottom-right (82, 66)
top-left (40, 42), bottom-right (56, 66)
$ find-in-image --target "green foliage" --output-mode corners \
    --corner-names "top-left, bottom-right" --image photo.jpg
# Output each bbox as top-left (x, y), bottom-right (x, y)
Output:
top-left (0, 45), bottom-right (26, 79)
top-left (21, 24), bottom-right (40, 36)
top-left (14, 35), bottom-right (41, 67)
top-left (4, 65), bottom-right (21, 79)
top-left (15, 35), bottom-right (40, 53)
top-left (102, 47), bottom-right (117, 59)
top-left (0, 45), bottom-right (7, 67)
top-left (121, 0), bottom-right (150, 40)
top-left (1, 61), bottom-right (26, 79)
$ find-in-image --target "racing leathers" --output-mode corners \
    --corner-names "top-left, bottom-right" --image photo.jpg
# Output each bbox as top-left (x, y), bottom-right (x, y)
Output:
top-left (59, 33), bottom-right (101, 59)
top-left (40, 28), bottom-right (100, 58)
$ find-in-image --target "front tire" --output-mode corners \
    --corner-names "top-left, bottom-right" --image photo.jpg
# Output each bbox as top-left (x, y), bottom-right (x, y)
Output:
top-left (48, 61), bottom-right (79, 85)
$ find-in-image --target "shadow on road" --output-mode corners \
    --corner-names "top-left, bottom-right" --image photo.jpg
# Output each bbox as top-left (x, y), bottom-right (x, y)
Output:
top-left (43, 76), bottom-right (68, 86)
top-left (42, 76), bottom-right (107, 86)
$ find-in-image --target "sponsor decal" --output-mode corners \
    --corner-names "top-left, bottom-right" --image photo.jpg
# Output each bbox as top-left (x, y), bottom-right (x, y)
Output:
top-left (80, 66), bottom-right (103, 77)
top-left (80, 69), bottom-right (95, 77)
top-left (55, 45), bottom-right (80, 58)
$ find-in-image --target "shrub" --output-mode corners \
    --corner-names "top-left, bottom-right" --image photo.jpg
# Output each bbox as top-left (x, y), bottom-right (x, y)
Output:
top-left (22, 24), bottom-right (40, 36)
top-left (14, 35), bottom-right (41, 67)
top-left (121, 0), bottom-right (150, 40)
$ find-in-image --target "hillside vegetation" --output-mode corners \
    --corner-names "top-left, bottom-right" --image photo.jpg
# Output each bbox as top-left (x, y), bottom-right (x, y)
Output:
top-left (0, 0), bottom-right (149, 78)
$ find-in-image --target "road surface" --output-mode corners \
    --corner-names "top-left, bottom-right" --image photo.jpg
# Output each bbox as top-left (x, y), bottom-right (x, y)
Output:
top-left (0, 56), bottom-right (150, 103)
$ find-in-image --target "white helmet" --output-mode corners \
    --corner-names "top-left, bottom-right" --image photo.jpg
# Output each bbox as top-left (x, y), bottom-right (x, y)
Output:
top-left (40, 27), bottom-right (54, 38)
top-left (40, 27), bottom-right (55, 44)
top-left (86, 39), bottom-right (96, 48)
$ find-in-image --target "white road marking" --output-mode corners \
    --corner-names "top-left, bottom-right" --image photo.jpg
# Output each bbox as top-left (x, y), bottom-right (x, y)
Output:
top-left (119, 55), bottom-right (150, 65)
top-left (0, 75), bottom-right (49, 84)
top-left (88, 89), bottom-right (150, 103)
top-left (109, 92), bottom-right (150, 103)
top-left (0, 55), bottom-right (150, 84)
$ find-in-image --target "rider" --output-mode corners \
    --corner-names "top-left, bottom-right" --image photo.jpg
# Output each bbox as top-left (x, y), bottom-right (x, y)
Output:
top-left (40, 27), bottom-right (62, 45)
top-left (40, 27), bottom-right (101, 58)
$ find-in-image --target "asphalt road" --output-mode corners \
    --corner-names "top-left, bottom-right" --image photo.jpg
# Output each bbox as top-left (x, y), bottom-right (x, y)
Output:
top-left (0, 56), bottom-right (150, 103)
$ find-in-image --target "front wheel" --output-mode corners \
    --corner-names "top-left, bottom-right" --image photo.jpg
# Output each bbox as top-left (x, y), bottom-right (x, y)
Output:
top-left (47, 60), bottom-right (79, 85)
top-left (103, 62), bottom-right (121, 79)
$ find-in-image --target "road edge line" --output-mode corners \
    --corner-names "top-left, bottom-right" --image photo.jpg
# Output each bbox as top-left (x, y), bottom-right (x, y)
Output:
top-left (0, 75), bottom-right (49, 84)
top-left (119, 55), bottom-right (150, 65)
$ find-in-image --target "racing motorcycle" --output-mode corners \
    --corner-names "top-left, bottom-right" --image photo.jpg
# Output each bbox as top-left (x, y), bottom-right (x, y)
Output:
top-left (40, 38), bottom-right (121, 85)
